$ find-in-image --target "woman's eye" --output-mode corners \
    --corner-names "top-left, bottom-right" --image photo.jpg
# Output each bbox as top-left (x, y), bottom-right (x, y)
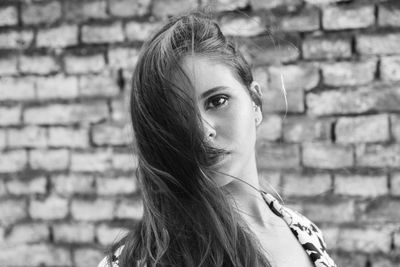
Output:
top-left (206, 95), bottom-right (229, 109)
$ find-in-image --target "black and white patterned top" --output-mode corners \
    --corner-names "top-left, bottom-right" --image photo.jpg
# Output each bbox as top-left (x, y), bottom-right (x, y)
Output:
top-left (98, 191), bottom-right (337, 267)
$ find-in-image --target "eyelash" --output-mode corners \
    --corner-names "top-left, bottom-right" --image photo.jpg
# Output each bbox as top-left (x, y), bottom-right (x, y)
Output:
top-left (206, 94), bottom-right (229, 110)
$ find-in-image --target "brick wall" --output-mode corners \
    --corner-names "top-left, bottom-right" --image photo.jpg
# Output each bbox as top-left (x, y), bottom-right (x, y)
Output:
top-left (0, 0), bottom-right (399, 266)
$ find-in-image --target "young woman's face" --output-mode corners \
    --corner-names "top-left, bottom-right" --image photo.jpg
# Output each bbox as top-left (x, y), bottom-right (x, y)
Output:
top-left (178, 55), bottom-right (261, 187)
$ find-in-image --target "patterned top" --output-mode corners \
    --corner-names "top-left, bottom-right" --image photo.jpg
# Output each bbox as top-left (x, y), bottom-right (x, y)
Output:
top-left (98, 191), bottom-right (337, 267)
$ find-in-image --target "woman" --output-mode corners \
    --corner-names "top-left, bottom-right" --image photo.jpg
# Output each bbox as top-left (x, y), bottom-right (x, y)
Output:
top-left (98, 10), bottom-right (337, 267)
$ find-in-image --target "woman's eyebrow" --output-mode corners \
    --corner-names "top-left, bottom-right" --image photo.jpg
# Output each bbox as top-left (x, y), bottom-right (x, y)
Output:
top-left (200, 86), bottom-right (229, 99)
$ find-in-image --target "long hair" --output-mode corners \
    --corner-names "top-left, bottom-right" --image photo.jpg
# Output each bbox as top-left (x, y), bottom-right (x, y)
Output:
top-left (109, 10), bottom-right (269, 267)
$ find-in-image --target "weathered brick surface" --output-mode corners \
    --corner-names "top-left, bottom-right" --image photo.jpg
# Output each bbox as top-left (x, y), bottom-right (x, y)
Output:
top-left (283, 117), bottom-right (331, 142)
top-left (111, 153), bottom-right (139, 171)
top-left (302, 143), bottom-right (354, 169)
top-left (6, 176), bottom-right (47, 195)
top-left (302, 35), bottom-right (352, 60)
top-left (0, 55), bottom-right (18, 75)
top-left (269, 63), bottom-right (319, 91)
top-left (378, 1), bottom-right (400, 27)
top-left (64, 53), bottom-right (106, 74)
top-left (0, 5), bottom-right (18, 26)
top-left (53, 223), bottom-right (95, 243)
top-left (115, 198), bottom-right (143, 220)
top-left (21, 1), bottom-right (62, 25)
top-left (78, 72), bottom-right (120, 97)
top-left (19, 55), bottom-right (59, 75)
top-left (74, 248), bottom-right (104, 267)
top-left (48, 127), bottom-right (89, 148)
top-left (152, 0), bottom-right (198, 18)
top-left (256, 115), bottom-right (282, 142)
top-left (92, 122), bottom-right (133, 146)
top-left (282, 172), bottom-right (332, 197)
top-left (391, 172), bottom-right (400, 196)
top-left (52, 174), bottom-right (95, 196)
top-left (7, 126), bottom-right (47, 148)
top-left (108, 47), bottom-right (139, 69)
top-left (320, 58), bottom-right (377, 86)
top-left (82, 23), bottom-right (125, 44)
top-left (250, 0), bottom-right (302, 10)
top-left (0, 199), bottom-right (27, 225)
top-left (380, 55), bottom-right (400, 81)
top-left (337, 228), bottom-right (391, 253)
top-left (256, 143), bottom-right (300, 169)
top-left (36, 25), bottom-right (79, 48)
top-left (0, 77), bottom-right (36, 101)
top-left (356, 144), bottom-right (400, 168)
top-left (277, 7), bottom-right (320, 32)
top-left (96, 176), bottom-right (137, 195)
top-left (70, 150), bottom-right (112, 172)
top-left (109, 0), bottom-right (151, 17)
top-left (29, 149), bottom-right (70, 171)
top-left (96, 224), bottom-right (128, 245)
top-left (36, 75), bottom-right (79, 100)
top-left (219, 14), bottom-right (265, 37)
top-left (0, 150), bottom-right (28, 173)
top-left (0, 106), bottom-right (21, 126)
top-left (0, 130), bottom-right (6, 148)
top-left (362, 199), bottom-right (400, 222)
top-left (71, 199), bottom-right (115, 221)
top-left (64, 0), bottom-right (108, 22)
top-left (0, 30), bottom-right (33, 49)
top-left (335, 114), bottom-right (390, 143)
top-left (303, 200), bottom-right (355, 223)
top-left (334, 174), bottom-right (388, 197)
top-left (357, 33), bottom-right (400, 55)
top-left (29, 196), bottom-right (68, 220)
top-left (322, 5), bottom-right (375, 30)
top-left (6, 223), bottom-right (50, 244)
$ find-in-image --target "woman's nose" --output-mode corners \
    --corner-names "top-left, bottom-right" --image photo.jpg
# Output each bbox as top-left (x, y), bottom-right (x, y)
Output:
top-left (203, 118), bottom-right (216, 140)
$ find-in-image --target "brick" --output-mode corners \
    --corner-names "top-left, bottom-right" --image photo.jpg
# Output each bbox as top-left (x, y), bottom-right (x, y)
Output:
top-left (335, 114), bottom-right (390, 143)
top-left (92, 122), bottom-right (132, 146)
top-left (22, 1), bottom-right (61, 25)
top-left (81, 23), bottom-right (124, 44)
top-left (6, 176), bottom-right (47, 195)
top-left (0, 106), bottom-right (21, 126)
top-left (0, 150), bottom-right (27, 173)
top-left (330, 252), bottom-right (366, 267)
top-left (24, 102), bottom-right (109, 125)
top-left (391, 173), bottom-right (400, 196)
top-left (256, 115), bottom-right (282, 142)
top-left (7, 126), bottom-right (47, 148)
top-left (64, 0), bottom-right (107, 22)
top-left (108, 47), bottom-right (139, 69)
top-left (395, 231), bottom-right (400, 249)
top-left (30, 196), bottom-right (68, 220)
top-left (48, 127), bottom-right (89, 148)
top-left (380, 55), bottom-right (400, 81)
top-left (357, 33), bottom-right (400, 55)
top-left (79, 73), bottom-right (120, 97)
top-left (125, 21), bottom-right (161, 42)
top-left (111, 153), bottom-right (139, 171)
top-left (256, 143), bottom-right (300, 169)
top-left (0, 180), bottom-right (7, 196)
top-left (302, 35), bottom-right (352, 60)
top-left (302, 143), bottom-right (354, 169)
top-left (363, 199), bottom-right (400, 222)
top-left (335, 174), bottom-right (388, 197)
top-left (152, 0), bottom-right (198, 19)
top-left (0, 199), bottom-right (27, 225)
top-left (322, 5), bottom-right (375, 30)
top-left (36, 75), bottom-right (79, 100)
top-left (305, 0), bottom-right (352, 4)
top-left (0, 77), bottom-right (36, 101)
top-left (318, 227), bottom-right (339, 250)
top-left (115, 199), bottom-right (143, 220)
top-left (239, 34), bottom-right (300, 65)
top-left (219, 14), bottom-right (265, 37)
top-left (269, 63), bottom-right (319, 91)
top-left (0, 130), bottom-right (5, 148)
top-left (96, 224), bottom-right (128, 245)
top-left (0, 30), bottom-right (34, 49)
top-left (64, 54), bottom-right (106, 74)
top-left (0, 5), bottom-right (18, 26)
top-left (320, 59), bottom-right (377, 86)
top-left (70, 150), bottom-right (112, 172)
top-left (356, 144), bottom-right (400, 168)
top-left (6, 223), bottom-right (49, 244)
top-left (277, 7), bottom-right (320, 32)
top-left (283, 117), bottom-right (331, 142)
top-left (71, 199), bottom-right (115, 221)
top-left (111, 99), bottom-right (130, 122)
top-left (250, 0), bottom-right (302, 10)
top-left (0, 244), bottom-right (71, 266)
top-left (263, 89), bottom-right (304, 113)
top-left (37, 25), bottom-right (79, 48)
top-left (19, 55), bottom-right (59, 74)
top-left (52, 174), bottom-right (95, 196)
top-left (282, 172), bottom-right (331, 197)
top-left (303, 200), bottom-right (355, 223)
top-left (0, 55), bottom-right (18, 75)
top-left (96, 176), bottom-right (137, 195)
top-left (338, 227), bottom-right (391, 253)
top-left (306, 84), bottom-right (400, 116)
top-left (391, 115), bottom-right (400, 141)
top-left (53, 223), bottom-right (95, 243)
top-left (73, 248), bottom-right (103, 267)
top-left (109, 0), bottom-right (151, 17)
top-left (29, 149), bottom-right (70, 171)
top-left (378, 1), bottom-right (400, 27)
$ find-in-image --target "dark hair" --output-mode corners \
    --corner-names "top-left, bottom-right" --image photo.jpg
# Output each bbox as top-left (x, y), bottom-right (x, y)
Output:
top-left (109, 10), bottom-right (268, 267)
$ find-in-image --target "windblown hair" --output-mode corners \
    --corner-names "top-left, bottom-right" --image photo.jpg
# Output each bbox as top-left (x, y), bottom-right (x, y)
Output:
top-left (109, 10), bottom-right (269, 267)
